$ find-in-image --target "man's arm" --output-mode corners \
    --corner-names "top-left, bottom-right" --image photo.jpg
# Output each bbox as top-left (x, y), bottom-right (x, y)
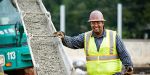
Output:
top-left (116, 35), bottom-right (133, 67)
top-left (62, 33), bottom-right (84, 49)
top-left (116, 35), bottom-right (133, 74)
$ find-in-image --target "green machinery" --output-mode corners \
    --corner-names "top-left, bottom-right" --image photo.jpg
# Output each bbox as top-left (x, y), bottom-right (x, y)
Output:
top-left (0, 0), bottom-right (33, 72)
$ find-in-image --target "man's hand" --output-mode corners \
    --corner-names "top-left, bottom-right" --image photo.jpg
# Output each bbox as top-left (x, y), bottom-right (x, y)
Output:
top-left (124, 66), bottom-right (133, 75)
top-left (53, 31), bottom-right (65, 39)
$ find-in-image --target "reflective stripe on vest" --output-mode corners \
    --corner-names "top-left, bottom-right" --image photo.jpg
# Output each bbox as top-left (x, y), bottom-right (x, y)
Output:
top-left (86, 55), bottom-right (119, 61)
top-left (109, 30), bottom-right (114, 54)
top-left (84, 31), bottom-right (92, 56)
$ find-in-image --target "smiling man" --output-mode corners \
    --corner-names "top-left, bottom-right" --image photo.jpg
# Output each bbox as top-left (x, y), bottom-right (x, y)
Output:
top-left (54, 10), bottom-right (133, 75)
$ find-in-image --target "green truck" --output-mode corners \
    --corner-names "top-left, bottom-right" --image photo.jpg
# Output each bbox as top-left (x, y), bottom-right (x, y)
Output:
top-left (0, 0), bottom-right (33, 74)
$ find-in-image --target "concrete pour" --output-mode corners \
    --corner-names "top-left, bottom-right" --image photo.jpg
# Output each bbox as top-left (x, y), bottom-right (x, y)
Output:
top-left (17, 0), bottom-right (67, 75)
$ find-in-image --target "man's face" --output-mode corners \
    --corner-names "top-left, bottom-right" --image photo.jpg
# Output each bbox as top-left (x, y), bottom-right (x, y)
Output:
top-left (90, 21), bottom-right (104, 34)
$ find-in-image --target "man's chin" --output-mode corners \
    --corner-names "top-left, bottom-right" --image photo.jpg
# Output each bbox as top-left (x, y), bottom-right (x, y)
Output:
top-left (93, 30), bottom-right (100, 33)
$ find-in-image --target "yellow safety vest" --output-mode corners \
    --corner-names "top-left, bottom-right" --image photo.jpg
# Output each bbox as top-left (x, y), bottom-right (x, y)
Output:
top-left (84, 29), bottom-right (122, 75)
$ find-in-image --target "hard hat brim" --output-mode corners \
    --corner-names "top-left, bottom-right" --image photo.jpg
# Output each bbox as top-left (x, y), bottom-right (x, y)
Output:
top-left (88, 19), bottom-right (106, 22)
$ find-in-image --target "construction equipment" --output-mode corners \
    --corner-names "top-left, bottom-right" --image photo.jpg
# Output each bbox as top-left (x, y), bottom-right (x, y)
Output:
top-left (4, 0), bottom-right (150, 75)
top-left (0, 0), bottom-right (74, 74)
top-left (0, 0), bottom-right (34, 74)
top-left (16, 0), bottom-right (74, 75)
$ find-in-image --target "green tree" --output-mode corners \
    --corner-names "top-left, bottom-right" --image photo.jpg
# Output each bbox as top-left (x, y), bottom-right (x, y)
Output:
top-left (120, 0), bottom-right (150, 38)
top-left (42, 0), bottom-right (150, 39)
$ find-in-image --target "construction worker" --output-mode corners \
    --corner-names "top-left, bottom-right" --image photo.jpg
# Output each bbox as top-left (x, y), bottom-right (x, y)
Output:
top-left (54, 10), bottom-right (133, 75)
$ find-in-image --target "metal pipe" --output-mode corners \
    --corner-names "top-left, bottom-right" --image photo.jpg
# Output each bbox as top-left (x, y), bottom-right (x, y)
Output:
top-left (60, 5), bottom-right (65, 32)
top-left (117, 3), bottom-right (122, 39)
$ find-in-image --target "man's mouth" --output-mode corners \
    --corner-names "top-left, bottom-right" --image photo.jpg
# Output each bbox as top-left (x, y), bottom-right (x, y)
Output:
top-left (94, 27), bottom-right (99, 29)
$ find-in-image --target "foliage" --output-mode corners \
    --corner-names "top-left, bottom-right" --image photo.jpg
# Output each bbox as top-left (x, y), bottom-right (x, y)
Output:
top-left (42, 0), bottom-right (150, 39)
top-left (120, 0), bottom-right (150, 38)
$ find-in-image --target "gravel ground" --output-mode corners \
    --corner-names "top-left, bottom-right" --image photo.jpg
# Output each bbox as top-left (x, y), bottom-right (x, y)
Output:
top-left (17, 0), bottom-right (67, 75)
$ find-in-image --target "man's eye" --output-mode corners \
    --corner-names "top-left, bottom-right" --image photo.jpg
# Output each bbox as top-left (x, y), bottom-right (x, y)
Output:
top-left (98, 22), bottom-right (101, 24)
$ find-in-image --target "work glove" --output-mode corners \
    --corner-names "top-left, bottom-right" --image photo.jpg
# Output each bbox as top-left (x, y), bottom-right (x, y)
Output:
top-left (124, 66), bottom-right (133, 75)
top-left (53, 31), bottom-right (65, 39)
